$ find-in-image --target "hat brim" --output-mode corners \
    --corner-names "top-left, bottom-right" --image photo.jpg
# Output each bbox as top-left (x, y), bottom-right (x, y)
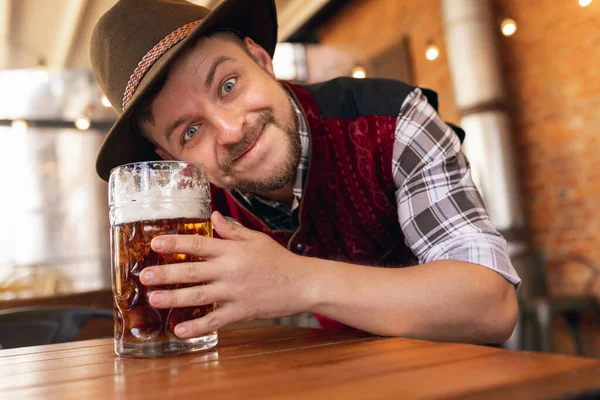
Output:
top-left (96, 0), bottom-right (278, 181)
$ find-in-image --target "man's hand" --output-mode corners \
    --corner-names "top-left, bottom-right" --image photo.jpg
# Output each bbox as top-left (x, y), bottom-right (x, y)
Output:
top-left (139, 211), bottom-right (311, 339)
top-left (139, 211), bottom-right (517, 344)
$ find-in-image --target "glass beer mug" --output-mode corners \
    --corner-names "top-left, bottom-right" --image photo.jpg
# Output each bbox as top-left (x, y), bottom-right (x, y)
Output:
top-left (109, 161), bottom-right (217, 357)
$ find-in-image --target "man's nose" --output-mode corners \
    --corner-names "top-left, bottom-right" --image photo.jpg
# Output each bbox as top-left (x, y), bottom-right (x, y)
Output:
top-left (210, 109), bottom-right (244, 146)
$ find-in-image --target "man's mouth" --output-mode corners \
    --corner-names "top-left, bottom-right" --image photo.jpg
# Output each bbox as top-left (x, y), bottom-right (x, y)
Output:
top-left (232, 123), bottom-right (265, 164)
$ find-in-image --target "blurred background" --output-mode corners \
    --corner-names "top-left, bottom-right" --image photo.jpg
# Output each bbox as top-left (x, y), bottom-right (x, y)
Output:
top-left (0, 0), bottom-right (598, 356)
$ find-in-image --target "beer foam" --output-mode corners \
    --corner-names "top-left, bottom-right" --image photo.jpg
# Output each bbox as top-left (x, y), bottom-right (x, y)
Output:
top-left (111, 200), bottom-right (211, 225)
top-left (109, 162), bottom-right (212, 225)
top-left (110, 184), bottom-right (212, 225)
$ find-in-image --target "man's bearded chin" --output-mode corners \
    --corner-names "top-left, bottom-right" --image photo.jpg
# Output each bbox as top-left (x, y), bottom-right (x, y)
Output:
top-left (222, 105), bottom-right (301, 194)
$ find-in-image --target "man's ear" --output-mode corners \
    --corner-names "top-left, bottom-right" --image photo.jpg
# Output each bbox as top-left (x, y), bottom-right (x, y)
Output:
top-left (243, 36), bottom-right (275, 76)
top-left (155, 148), bottom-right (175, 160)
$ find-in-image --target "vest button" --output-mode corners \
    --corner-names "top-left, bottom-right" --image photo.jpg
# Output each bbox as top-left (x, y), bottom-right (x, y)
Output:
top-left (295, 243), bottom-right (304, 254)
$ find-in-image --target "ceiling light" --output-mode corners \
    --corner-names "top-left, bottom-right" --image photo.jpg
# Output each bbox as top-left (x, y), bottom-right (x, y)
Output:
top-left (35, 57), bottom-right (49, 82)
top-left (101, 95), bottom-right (112, 108)
top-left (75, 116), bottom-right (91, 130)
top-left (579, 0), bottom-right (592, 7)
top-left (425, 44), bottom-right (440, 61)
top-left (501, 18), bottom-right (518, 36)
top-left (351, 66), bottom-right (366, 79)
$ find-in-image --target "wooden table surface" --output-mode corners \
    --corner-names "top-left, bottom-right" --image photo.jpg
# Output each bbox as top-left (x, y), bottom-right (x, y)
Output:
top-left (1, 325), bottom-right (599, 399)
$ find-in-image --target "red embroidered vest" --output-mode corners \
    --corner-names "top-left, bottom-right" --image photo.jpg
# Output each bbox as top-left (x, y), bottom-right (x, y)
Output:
top-left (211, 78), bottom-right (444, 330)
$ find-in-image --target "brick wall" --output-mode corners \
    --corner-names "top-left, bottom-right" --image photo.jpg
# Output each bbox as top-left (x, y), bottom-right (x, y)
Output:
top-left (496, 0), bottom-right (600, 355)
top-left (495, 0), bottom-right (600, 297)
top-left (317, 0), bottom-right (458, 124)
top-left (317, 0), bottom-right (600, 355)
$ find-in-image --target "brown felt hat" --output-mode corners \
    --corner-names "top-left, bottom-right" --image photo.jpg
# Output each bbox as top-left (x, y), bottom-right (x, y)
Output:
top-left (91, 0), bottom-right (278, 181)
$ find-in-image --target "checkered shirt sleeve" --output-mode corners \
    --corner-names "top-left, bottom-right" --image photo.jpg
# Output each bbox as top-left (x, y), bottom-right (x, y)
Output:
top-left (393, 88), bottom-right (521, 286)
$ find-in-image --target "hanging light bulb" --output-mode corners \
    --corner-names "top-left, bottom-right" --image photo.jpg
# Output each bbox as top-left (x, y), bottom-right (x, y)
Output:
top-left (75, 116), bottom-right (91, 130)
top-left (35, 57), bottom-right (49, 82)
top-left (101, 95), bottom-right (112, 108)
top-left (351, 66), bottom-right (366, 79)
top-left (425, 44), bottom-right (440, 61)
top-left (35, 57), bottom-right (47, 69)
top-left (579, 0), bottom-right (592, 7)
top-left (501, 18), bottom-right (518, 36)
top-left (11, 119), bottom-right (28, 131)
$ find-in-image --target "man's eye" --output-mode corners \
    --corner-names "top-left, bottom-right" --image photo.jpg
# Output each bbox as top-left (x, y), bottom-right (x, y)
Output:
top-left (182, 125), bottom-right (199, 143)
top-left (220, 77), bottom-right (236, 96)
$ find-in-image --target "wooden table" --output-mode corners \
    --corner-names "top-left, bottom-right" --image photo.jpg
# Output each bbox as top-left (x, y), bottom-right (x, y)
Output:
top-left (1, 325), bottom-right (599, 399)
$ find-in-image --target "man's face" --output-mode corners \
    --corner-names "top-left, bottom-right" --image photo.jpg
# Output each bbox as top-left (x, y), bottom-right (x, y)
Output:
top-left (143, 35), bottom-right (300, 193)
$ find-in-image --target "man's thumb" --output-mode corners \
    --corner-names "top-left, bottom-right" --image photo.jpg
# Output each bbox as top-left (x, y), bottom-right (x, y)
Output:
top-left (211, 211), bottom-right (248, 240)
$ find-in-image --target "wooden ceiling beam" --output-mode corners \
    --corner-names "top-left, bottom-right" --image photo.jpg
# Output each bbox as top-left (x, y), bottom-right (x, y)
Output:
top-left (0, 0), bottom-right (12, 69)
top-left (188, 0), bottom-right (222, 8)
top-left (277, 0), bottom-right (330, 41)
top-left (52, 0), bottom-right (88, 69)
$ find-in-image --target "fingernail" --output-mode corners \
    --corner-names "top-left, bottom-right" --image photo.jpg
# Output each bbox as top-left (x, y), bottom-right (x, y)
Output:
top-left (175, 325), bottom-right (187, 336)
top-left (153, 238), bottom-right (164, 250)
top-left (215, 211), bottom-right (225, 223)
top-left (152, 292), bottom-right (164, 305)
top-left (142, 271), bottom-right (153, 284)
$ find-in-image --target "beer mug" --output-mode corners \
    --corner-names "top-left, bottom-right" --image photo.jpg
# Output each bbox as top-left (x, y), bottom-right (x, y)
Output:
top-left (109, 161), bottom-right (217, 357)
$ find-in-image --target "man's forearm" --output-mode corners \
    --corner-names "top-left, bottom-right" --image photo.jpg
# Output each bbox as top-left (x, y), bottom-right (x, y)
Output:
top-left (298, 258), bottom-right (518, 344)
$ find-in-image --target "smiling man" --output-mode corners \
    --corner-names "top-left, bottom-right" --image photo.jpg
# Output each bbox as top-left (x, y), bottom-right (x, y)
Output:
top-left (91, 0), bottom-right (520, 343)
top-left (138, 34), bottom-right (302, 196)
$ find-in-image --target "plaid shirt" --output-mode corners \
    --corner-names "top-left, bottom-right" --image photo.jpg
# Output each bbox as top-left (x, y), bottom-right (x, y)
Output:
top-left (233, 89), bottom-right (521, 286)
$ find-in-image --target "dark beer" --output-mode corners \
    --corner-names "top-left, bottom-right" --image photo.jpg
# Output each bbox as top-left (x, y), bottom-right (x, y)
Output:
top-left (109, 161), bottom-right (216, 356)
top-left (111, 217), bottom-right (215, 345)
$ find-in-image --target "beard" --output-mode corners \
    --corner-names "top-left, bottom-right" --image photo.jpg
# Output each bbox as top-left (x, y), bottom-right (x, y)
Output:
top-left (221, 97), bottom-right (302, 194)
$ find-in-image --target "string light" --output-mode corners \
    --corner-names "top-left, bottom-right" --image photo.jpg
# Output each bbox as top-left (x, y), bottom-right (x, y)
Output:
top-left (351, 66), bottom-right (366, 79)
top-left (425, 44), bottom-right (440, 61)
top-left (11, 119), bottom-right (28, 131)
top-left (501, 18), bottom-right (518, 36)
top-left (75, 116), bottom-right (91, 130)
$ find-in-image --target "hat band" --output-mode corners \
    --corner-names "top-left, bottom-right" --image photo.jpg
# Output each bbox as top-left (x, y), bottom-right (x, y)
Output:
top-left (122, 19), bottom-right (203, 111)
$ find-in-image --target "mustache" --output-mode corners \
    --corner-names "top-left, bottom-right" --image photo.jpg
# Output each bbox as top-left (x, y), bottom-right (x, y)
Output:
top-left (218, 110), bottom-right (275, 172)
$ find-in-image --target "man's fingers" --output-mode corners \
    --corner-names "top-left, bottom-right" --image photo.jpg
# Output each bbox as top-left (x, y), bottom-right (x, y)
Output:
top-left (148, 283), bottom-right (225, 309)
top-left (151, 233), bottom-right (224, 256)
top-left (140, 262), bottom-right (218, 285)
top-left (173, 304), bottom-right (238, 339)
